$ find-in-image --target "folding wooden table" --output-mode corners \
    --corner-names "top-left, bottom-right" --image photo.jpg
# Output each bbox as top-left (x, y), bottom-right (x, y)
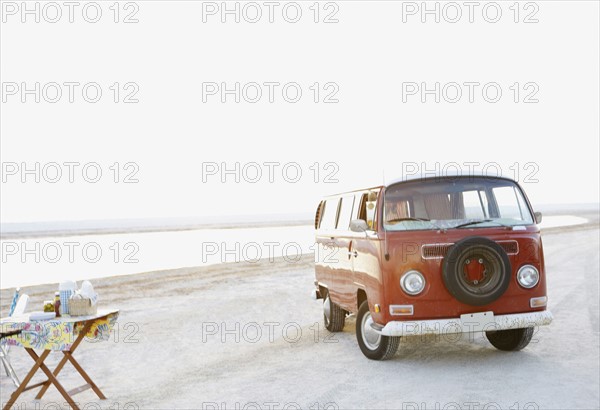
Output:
top-left (1, 309), bottom-right (119, 410)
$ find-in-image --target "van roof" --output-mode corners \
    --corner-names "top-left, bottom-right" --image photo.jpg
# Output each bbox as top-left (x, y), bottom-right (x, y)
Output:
top-left (385, 172), bottom-right (517, 186)
top-left (322, 173), bottom-right (518, 198)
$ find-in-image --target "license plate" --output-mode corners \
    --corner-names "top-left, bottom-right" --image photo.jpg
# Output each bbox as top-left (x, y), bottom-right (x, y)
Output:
top-left (460, 311), bottom-right (495, 332)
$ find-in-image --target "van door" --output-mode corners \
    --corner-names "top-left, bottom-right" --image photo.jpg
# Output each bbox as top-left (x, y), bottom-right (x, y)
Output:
top-left (350, 189), bottom-right (383, 313)
top-left (315, 197), bottom-right (340, 295)
top-left (328, 195), bottom-right (357, 310)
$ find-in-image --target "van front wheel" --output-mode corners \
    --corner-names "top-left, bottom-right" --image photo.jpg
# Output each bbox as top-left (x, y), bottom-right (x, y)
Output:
top-left (323, 293), bottom-right (345, 332)
top-left (356, 301), bottom-right (400, 360)
top-left (485, 327), bottom-right (534, 351)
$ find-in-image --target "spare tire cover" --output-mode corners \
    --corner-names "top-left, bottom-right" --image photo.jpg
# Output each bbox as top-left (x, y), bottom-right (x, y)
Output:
top-left (442, 236), bottom-right (511, 306)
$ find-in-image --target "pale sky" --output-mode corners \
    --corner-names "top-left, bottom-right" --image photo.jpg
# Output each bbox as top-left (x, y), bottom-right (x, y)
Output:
top-left (1, 1), bottom-right (598, 223)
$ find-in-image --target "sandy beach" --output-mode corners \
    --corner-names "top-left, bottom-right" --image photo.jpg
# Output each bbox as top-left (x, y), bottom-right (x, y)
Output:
top-left (1, 212), bottom-right (598, 409)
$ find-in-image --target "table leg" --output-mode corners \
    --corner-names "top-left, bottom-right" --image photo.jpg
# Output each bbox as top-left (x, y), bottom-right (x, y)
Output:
top-left (33, 350), bottom-right (70, 400)
top-left (25, 349), bottom-right (80, 410)
top-left (2, 350), bottom-right (50, 410)
top-left (34, 320), bottom-right (98, 400)
top-left (3, 315), bottom-right (111, 410)
top-left (63, 351), bottom-right (106, 399)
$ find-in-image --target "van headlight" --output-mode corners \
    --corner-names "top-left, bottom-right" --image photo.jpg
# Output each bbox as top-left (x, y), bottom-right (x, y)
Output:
top-left (400, 270), bottom-right (426, 295)
top-left (517, 265), bottom-right (539, 289)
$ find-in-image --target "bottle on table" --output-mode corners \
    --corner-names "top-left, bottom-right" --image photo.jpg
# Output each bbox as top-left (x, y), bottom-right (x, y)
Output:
top-left (54, 292), bottom-right (61, 318)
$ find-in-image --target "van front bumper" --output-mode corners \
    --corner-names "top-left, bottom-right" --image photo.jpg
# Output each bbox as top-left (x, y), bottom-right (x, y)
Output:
top-left (375, 310), bottom-right (553, 337)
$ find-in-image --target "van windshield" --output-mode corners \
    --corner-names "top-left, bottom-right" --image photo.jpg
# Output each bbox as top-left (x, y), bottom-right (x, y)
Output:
top-left (384, 177), bottom-right (534, 231)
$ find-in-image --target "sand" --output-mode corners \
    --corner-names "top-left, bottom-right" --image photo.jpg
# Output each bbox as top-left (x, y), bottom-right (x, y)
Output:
top-left (1, 215), bottom-right (599, 409)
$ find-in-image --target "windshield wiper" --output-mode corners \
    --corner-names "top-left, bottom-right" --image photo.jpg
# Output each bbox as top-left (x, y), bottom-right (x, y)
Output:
top-left (453, 219), bottom-right (509, 229)
top-left (386, 217), bottom-right (431, 223)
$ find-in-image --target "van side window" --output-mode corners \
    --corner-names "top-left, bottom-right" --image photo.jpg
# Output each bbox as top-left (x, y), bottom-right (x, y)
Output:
top-left (314, 201), bottom-right (324, 229)
top-left (319, 198), bottom-right (340, 230)
top-left (336, 196), bottom-right (355, 230)
top-left (364, 190), bottom-right (378, 230)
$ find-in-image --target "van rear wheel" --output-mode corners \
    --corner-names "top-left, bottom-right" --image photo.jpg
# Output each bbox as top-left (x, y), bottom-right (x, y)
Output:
top-left (356, 301), bottom-right (400, 360)
top-left (323, 293), bottom-right (345, 332)
top-left (486, 327), bottom-right (534, 351)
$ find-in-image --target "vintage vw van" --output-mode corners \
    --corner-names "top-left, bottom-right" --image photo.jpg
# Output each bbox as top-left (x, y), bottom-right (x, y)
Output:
top-left (313, 174), bottom-right (552, 360)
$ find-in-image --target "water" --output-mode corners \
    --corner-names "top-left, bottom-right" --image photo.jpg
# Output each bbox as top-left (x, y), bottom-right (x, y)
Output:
top-left (1, 225), bottom-right (314, 289)
top-left (538, 215), bottom-right (588, 229)
top-left (0, 215), bottom-right (588, 289)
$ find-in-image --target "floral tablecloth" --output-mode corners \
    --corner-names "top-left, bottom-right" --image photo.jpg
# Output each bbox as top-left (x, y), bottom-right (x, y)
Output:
top-left (0, 309), bottom-right (119, 351)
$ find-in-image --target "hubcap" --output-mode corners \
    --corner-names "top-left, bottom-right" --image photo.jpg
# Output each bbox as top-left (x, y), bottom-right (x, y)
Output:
top-left (361, 311), bottom-right (381, 350)
top-left (457, 246), bottom-right (501, 294)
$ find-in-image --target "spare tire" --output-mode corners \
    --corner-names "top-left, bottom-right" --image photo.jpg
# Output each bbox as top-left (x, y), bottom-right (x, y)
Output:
top-left (442, 236), bottom-right (511, 306)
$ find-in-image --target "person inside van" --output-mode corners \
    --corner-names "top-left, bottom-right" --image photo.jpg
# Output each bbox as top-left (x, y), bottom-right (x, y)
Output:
top-left (385, 199), bottom-right (410, 223)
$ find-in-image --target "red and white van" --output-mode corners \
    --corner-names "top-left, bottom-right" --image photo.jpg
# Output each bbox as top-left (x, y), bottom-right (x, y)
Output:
top-left (313, 174), bottom-right (552, 360)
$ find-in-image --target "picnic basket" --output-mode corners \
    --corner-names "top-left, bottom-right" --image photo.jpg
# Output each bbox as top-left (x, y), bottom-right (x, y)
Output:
top-left (68, 298), bottom-right (97, 316)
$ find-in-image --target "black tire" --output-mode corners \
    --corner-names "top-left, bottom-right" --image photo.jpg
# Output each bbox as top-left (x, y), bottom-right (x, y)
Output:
top-left (486, 327), bottom-right (534, 351)
top-left (356, 301), bottom-right (400, 360)
top-left (323, 292), bottom-right (345, 332)
top-left (443, 236), bottom-right (511, 306)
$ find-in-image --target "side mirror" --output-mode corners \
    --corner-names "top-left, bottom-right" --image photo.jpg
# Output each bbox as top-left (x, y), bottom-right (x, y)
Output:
top-left (350, 219), bottom-right (369, 233)
top-left (534, 211), bottom-right (542, 224)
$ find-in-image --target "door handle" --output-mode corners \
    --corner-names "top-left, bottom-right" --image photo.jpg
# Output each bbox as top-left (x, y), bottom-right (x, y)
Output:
top-left (347, 251), bottom-right (358, 258)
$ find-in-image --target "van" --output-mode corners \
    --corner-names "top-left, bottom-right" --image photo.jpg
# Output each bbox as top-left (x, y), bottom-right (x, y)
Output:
top-left (312, 174), bottom-right (552, 360)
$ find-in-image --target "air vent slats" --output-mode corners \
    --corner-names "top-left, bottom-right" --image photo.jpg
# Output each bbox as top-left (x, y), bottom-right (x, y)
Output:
top-left (421, 240), bottom-right (519, 259)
